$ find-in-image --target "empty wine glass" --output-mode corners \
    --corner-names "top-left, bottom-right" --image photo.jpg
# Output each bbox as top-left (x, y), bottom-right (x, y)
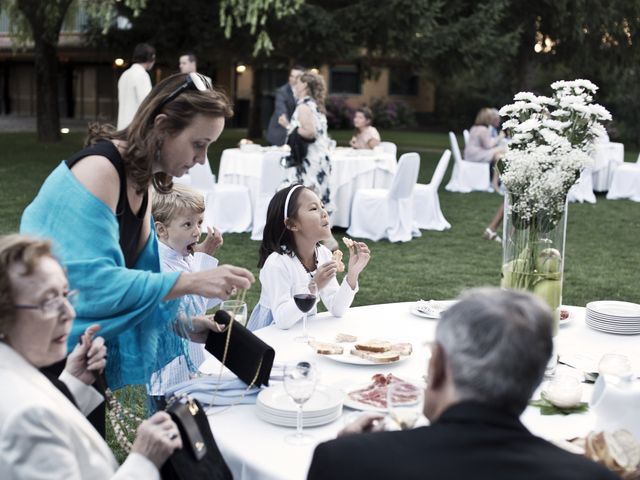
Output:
top-left (387, 380), bottom-right (425, 430)
top-left (283, 361), bottom-right (318, 445)
top-left (293, 281), bottom-right (318, 343)
top-left (598, 353), bottom-right (633, 379)
top-left (220, 300), bottom-right (248, 326)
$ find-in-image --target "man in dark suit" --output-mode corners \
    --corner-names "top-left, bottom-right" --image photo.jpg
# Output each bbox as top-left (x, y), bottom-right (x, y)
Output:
top-left (308, 289), bottom-right (619, 480)
top-left (265, 66), bottom-right (304, 146)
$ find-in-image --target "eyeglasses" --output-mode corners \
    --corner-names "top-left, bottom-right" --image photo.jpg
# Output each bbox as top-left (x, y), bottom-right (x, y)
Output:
top-left (14, 290), bottom-right (79, 318)
top-left (153, 72), bottom-right (211, 117)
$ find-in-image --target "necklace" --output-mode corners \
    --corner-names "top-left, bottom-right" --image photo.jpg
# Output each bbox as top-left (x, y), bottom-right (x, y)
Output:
top-left (295, 248), bottom-right (318, 278)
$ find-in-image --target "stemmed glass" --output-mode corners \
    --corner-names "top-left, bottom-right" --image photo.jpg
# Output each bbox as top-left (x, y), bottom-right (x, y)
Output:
top-left (220, 300), bottom-right (248, 326)
top-left (387, 380), bottom-right (425, 430)
top-left (293, 281), bottom-right (318, 343)
top-left (283, 361), bottom-right (318, 445)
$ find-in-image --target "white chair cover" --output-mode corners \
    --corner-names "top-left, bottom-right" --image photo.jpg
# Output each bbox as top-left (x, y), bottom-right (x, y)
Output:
top-left (251, 152), bottom-right (287, 240)
top-left (606, 156), bottom-right (640, 202)
top-left (567, 167), bottom-right (596, 204)
top-left (347, 153), bottom-right (422, 242)
top-left (378, 142), bottom-right (398, 160)
top-left (188, 157), bottom-right (252, 233)
top-left (413, 150), bottom-right (452, 230)
top-left (462, 129), bottom-right (470, 147)
top-left (444, 132), bottom-right (492, 193)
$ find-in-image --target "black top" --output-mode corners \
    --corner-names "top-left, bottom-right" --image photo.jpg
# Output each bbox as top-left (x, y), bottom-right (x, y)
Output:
top-left (308, 401), bottom-right (620, 480)
top-left (66, 140), bottom-right (148, 268)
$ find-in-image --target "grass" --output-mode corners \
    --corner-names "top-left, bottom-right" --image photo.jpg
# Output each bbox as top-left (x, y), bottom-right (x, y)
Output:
top-left (1, 128), bottom-right (639, 310)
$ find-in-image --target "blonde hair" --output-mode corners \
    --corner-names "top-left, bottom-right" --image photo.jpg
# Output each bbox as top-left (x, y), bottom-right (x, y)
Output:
top-left (300, 72), bottom-right (327, 114)
top-left (474, 108), bottom-right (495, 127)
top-left (0, 235), bottom-right (55, 335)
top-left (152, 183), bottom-right (205, 225)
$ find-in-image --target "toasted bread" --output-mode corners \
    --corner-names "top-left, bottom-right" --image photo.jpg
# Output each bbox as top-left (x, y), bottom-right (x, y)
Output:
top-left (332, 249), bottom-right (345, 272)
top-left (335, 333), bottom-right (357, 343)
top-left (350, 348), bottom-right (400, 363)
top-left (389, 342), bottom-right (413, 356)
top-left (354, 340), bottom-right (391, 353)
top-left (309, 341), bottom-right (343, 355)
top-left (342, 236), bottom-right (355, 250)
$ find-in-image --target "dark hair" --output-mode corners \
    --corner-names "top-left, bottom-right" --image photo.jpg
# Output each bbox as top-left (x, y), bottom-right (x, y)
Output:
top-left (257, 184), bottom-right (308, 268)
top-left (132, 43), bottom-right (156, 64)
top-left (291, 65), bottom-right (305, 72)
top-left (181, 52), bottom-right (197, 63)
top-left (355, 106), bottom-right (374, 124)
top-left (86, 73), bottom-right (233, 195)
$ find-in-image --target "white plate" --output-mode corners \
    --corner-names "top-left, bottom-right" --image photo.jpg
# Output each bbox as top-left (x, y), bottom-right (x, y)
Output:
top-left (256, 384), bottom-right (343, 415)
top-left (559, 309), bottom-right (573, 327)
top-left (410, 300), bottom-right (456, 319)
top-left (586, 301), bottom-right (640, 318)
top-left (256, 407), bottom-right (342, 428)
top-left (343, 378), bottom-right (423, 412)
top-left (321, 352), bottom-right (411, 366)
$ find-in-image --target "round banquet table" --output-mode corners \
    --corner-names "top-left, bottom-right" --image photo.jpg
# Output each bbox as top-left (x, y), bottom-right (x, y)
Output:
top-left (203, 302), bottom-right (639, 480)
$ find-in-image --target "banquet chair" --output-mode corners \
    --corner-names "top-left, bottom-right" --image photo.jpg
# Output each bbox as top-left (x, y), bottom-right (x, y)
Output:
top-left (606, 155), bottom-right (640, 202)
top-left (413, 150), bottom-right (452, 230)
top-left (378, 141), bottom-right (397, 160)
top-left (462, 129), bottom-right (470, 147)
top-left (444, 131), bottom-right (492, 193)
top-left (250, 151), bottom-right (287, 240)
top-left (347, 152), bottom-right (422, 243)
top-left (189, 157), bottom-right (252, 233)
top-left (567, 167), bottom-right (596, 203)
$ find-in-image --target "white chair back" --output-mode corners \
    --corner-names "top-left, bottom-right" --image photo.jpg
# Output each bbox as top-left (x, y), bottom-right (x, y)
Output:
top-left (189, 156), bottom-right (216, 190)
top-left (388, 152), bottom-right (420, 200)
top-left (259, 151), bottom-right (287, 195)
top-left (328, 139), bottom-right (337, 150)
top-left (379, 141), bottom-right (397, 158)
top-left (448, 132), bottom-right (463, 165)
top-left (429, 150), bottom-right (452, 191)
top-left (637, 153), bottom-right (640, 164)
top-left (462, 129), bottom-right (470, 146)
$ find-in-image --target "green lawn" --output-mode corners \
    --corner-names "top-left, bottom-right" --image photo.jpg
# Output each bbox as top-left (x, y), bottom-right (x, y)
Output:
top-left (1, 128), bottom-right (639, 311)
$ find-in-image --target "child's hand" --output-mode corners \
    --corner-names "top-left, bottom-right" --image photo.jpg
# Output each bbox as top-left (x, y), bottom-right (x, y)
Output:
top-left (315, 261), bottom-right (338, 290)
top-left (346, 241), bottom-right (370, 288)
top-left (193, 226), bottom-right (223, 256)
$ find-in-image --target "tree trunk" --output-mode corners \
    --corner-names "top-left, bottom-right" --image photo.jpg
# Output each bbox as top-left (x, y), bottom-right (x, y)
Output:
top-left (248, 67), bottom-right (263, 139)
top-left (516, 19), bottom-right (538, 91)
top-left (16, 0), bottom-right (73, 142)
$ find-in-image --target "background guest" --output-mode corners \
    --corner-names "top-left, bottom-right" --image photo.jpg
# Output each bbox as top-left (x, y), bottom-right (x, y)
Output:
top-left (0, 235), bottom-right (181, 479)
top-left (117, 43), bottom-right (156, 130)
top-left (464, 107), bottom-right (506, 191)
top-left (349, 107), bottom-right (381, 149)
top-left (308, 288), bottom-right (618, 480)
top-left (21, 73), bottom-right (254, 394)
top-left (266, 66), bottom-right (304, 146)
top-left (178, 51), bottom-right (212, 86)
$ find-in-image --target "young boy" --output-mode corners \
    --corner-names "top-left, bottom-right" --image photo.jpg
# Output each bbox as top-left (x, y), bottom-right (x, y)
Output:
top-left (149, 184), bottom-right (224, 396)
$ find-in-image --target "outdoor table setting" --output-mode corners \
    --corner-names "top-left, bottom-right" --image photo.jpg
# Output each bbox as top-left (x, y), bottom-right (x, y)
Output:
top-left (591, 142), bottom-right (624, 192)
top-left (197, 300), bottom-right (640, 480)
top-left (217, 145), bottom-right (397, 229)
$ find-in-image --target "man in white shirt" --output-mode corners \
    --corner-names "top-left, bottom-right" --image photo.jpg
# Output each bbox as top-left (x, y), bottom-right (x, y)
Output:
top-left (178, 51), bottom-right (212, 86)
top-left (117, 43), bottom-right (156, 129)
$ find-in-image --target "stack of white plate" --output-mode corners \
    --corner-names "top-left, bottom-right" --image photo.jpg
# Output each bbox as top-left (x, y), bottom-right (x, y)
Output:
top-left (256, 384), bottom-right (343, 427)
top-left (586, 301), bottom-right (640, 335)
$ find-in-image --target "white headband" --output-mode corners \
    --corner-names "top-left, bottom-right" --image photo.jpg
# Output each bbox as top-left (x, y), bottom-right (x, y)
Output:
top-left (284, 185), bottom-right (304, 219)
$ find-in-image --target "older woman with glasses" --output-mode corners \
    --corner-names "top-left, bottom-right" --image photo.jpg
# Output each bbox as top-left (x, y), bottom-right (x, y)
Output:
top-left (20, 72), bottom-right (255, 393)
top-left (0, 235), bottom-right (181, 479)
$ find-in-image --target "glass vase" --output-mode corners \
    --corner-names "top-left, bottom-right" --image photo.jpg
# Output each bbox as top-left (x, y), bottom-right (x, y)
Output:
top-left (500, 193), bottom-right (568, 334)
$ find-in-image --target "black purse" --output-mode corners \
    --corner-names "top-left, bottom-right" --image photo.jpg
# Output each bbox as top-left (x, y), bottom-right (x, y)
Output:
top-left (205, 310), bottom-right (275, 387)
top-left (160, 396), bottom-right (232, 480)
top-left (282, 127), bottom-right (313, 169)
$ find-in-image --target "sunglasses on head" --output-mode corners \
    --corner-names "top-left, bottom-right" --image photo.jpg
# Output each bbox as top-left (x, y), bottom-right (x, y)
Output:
top-left (153, 72), bottom-right (212, 117)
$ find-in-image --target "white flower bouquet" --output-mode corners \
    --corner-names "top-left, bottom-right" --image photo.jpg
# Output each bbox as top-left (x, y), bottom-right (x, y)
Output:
top-left (498, 80), bottom-right (611, 330)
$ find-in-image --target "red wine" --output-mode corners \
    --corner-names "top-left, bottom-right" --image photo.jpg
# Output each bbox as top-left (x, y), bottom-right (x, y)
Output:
top-left (294, 293), bottom-right (316, 313)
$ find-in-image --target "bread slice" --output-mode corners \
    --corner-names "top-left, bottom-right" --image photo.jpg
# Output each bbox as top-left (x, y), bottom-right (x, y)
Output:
top-left (335, 333), bottom-right (357, 343)
top-left (342, 236), bottom-right (355, 250)
top-left (389, 342), bottom-right (412, 356)
top-left (332, 249), bottom-right (345, 272)
top-left (350, 348), bottom-right (400, 363)
top-left (354, 340), bottom-right (391, 353)
top-left (309, 341), bottom-right (343, 355)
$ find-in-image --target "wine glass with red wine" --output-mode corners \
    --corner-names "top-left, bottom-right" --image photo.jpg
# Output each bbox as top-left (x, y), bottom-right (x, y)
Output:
top-left (293, 281), bottom-right (318, 343)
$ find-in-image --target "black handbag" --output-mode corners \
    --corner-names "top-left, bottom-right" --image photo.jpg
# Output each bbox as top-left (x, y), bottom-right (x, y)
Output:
top-left (160, 396), bottom-right (232, 480)
top-left (282, 127), bottom-right (313, 169)
top-left (205, 310), bottom-right (275, 387)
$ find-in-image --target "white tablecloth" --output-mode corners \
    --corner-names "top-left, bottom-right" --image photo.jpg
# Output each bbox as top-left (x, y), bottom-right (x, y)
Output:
top-left (592, 142), bottom-right (624, 192)
top-left (203, 302), bottom-right (639, 480)
top-left (217, 147), bottom-right (397, 229)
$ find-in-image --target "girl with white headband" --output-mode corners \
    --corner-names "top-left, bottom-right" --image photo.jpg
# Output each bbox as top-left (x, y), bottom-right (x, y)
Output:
top-left (247, 184), bottom-right (370, 331)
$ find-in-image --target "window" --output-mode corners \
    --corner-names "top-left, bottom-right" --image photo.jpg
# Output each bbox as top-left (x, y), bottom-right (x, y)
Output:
top-left (389, 68), bottom-right (418, 96)
top-left (330, 65), bottom-right (360, 94)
